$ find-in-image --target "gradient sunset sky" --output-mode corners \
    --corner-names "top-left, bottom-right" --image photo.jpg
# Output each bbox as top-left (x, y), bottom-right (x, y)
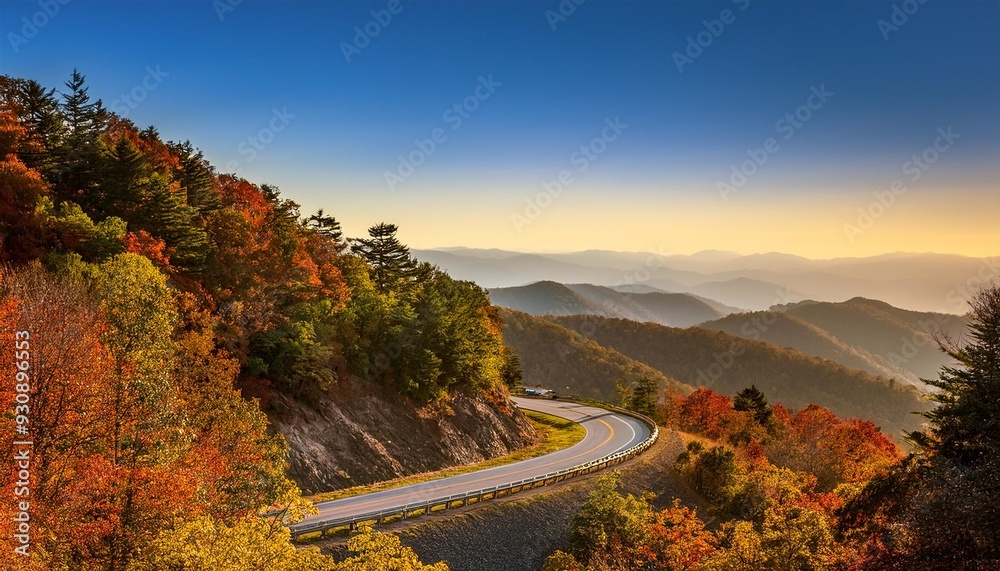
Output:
top-left (2, 0), bottom-right (997, 257)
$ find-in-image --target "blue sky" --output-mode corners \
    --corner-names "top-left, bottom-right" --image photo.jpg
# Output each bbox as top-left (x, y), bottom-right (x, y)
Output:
top-left (1, 0), bottom-right (998, 256)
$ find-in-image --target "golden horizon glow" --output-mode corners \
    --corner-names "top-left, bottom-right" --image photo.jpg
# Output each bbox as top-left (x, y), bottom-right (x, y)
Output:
top-left (300, 180), bottom-right (1000, 260)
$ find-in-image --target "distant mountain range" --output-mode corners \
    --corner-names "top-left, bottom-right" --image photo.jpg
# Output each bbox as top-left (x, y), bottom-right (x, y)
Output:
top-left (489, 282), bottom-right (733, 328)
top-left (700, 298), bottom-right (965, 390)
top-left (414, 248), bottom-right (997, 314)
top-left (490, 278), bottom-right (963, 390)
top-left (502, 311), bottom-right (930, 439)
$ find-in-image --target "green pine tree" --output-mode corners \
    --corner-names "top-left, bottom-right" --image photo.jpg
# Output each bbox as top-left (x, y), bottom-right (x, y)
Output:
top-left (733, 384), bottom-right (772, 426)
top-left (16, 79), bottom-right (66, 179)
top-left (57, 69), bottom-right (107, 201)
top-left (171, 140), bottom-right (221, 214)
top-left (352, 222), bottom-right (418, 293)
top-left (144, 179), bottom-right (209, 271)
top-left (306, 209), bottom-right (347, 253)
top-left (911, 286), bottom-right (1000, 463)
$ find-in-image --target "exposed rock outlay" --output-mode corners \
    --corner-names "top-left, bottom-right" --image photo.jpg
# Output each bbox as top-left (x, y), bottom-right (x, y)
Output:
top-left (268, 383), bottom-right (536, 494)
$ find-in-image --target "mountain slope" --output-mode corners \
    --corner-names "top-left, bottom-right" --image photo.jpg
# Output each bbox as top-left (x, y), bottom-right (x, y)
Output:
top-left (699, 311), bottom-right (912, 386)
top-left (549, 315), bottom-right (929, 438)
top-left (489, 281), bottom-right (616, 317)
top-left (499, 309), bottom-right (691, 401)
top-left (780, 298), bottom-right (964, 383)
top-left (490, 282), bottom-right (725, 327)
top-left (567, 283), bottom-right (727, 326)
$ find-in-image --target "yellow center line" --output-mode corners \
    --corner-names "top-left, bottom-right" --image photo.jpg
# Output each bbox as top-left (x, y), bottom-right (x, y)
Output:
top-left (313, 414), bottom-right (619, 518)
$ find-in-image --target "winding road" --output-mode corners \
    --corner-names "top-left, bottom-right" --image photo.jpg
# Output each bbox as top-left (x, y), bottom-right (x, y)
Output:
top-left (290, 398), bottom-right (652, 537)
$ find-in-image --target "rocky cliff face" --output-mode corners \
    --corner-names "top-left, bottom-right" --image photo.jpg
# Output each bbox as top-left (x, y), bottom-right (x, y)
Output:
top-left (267, 383), bottom-right (536, 494)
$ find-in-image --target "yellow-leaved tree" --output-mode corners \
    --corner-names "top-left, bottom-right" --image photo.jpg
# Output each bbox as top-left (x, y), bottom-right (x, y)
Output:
top-left (332, 526), bottom-right (450, 571)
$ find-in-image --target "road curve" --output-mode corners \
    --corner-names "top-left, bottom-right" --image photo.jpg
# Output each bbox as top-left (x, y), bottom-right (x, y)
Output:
top-left (291, 398), bottom-right (651, 533)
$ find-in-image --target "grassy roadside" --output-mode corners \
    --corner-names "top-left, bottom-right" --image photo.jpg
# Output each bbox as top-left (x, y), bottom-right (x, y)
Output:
top-left (305, 408), bottom-right (587, 505)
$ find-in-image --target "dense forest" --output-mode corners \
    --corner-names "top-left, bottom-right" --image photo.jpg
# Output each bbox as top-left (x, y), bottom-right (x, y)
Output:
top-left (0, 71), bottom-right (517, 570)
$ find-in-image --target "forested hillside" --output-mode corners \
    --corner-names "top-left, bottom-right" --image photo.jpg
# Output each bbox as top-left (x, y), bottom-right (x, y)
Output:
top-left (499, 309), bottom-right (691, 401)
top-left (547, 315), bottom-right (929, 438)
top-left (0, 71), bottom-right (524, 570)
top-left (700, 298), bottom-right (965, 390)
top-left (700, 311), bottom-right (910, 384)
top-left (780, 298), bottom-right (962, 384)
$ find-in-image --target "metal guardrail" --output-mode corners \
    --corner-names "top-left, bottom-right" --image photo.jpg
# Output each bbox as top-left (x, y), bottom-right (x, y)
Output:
top-left (289, 399), bottom-right (659, 540)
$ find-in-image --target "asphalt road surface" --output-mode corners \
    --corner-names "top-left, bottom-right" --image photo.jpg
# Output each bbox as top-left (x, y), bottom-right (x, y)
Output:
top-left (291, 397), bottom-right (650, 532)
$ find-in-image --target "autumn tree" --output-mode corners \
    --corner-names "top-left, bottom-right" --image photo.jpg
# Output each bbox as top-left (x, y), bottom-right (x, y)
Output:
top-left (768, 404), bottom-right (900, 492)
top-left (702, 506), bottom-right (834, 571)
top-left (0, 110), bottom-right (49, 261)
top-left (546, 473), bottom-right (715, 571)
top-left (678, 388), bottom-right (733, 439)
top-left (128, 516), bottom-right (334, 571)
top-left (0, 266), bottom-right (116, 570)
top-left (332, 526), bottom-right (449, 571)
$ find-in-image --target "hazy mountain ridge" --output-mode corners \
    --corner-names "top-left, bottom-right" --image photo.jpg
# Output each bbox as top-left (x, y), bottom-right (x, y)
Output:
top-left (773, 298), bottom-right (965, 384)
top-left (414, 248), bottom-right (997, 314)
top-left (699, 311), bottom-right (908, 385)
top-left (489, 281), bottom-right (726, 328)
